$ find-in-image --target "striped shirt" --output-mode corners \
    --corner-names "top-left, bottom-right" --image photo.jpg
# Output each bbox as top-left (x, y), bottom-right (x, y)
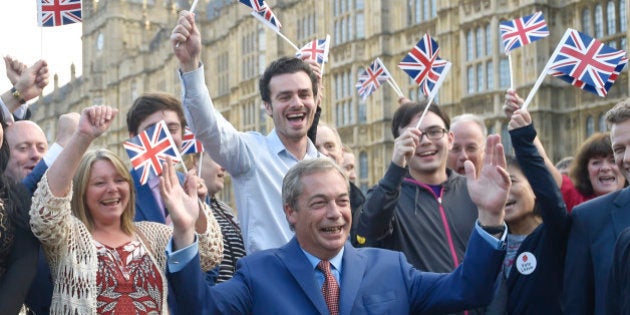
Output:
top-left (208, 197), bottom-right (246, 283)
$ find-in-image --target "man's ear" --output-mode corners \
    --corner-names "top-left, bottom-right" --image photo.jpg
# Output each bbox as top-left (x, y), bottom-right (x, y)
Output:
top-left (285, 203), bottom-right (298, 227)
top-left (264, 102), bottom-right (273, 117)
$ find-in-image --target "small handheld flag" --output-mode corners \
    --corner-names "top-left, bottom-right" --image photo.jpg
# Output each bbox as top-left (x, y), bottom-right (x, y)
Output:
top-left (296, 37), bottom-right (331, 65)
top-left (499, 11), bottom-right (549, 54)
top-left (37, 0), bottom-right (82, 27)
top-left (239, 0), bottom-right (282, 32)
top-left (522, 28), bottom-right (626, 109)
top-left (123, 120), bottom-right (183, 185)
top-left (181, 126), bottom-right (205, 155)
top-left (399, 34), bottom-right (441, 86)
top-left (356, 59), bottom-right (390, 100)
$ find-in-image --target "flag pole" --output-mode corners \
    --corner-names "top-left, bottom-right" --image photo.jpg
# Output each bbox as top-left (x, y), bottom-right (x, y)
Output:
top-left (197, 152), bottom-right (203, 177)
top-left (175, 0), bottom-right (200, 48)
top-left (521, 29), bottom-right (571, 110)
top-left (508, 53), bottom-right (514, 90)
top-left (414, 61), bottom-right (450, 129)
top-left (320, 34), bottom-right (331, 77)
top-left (387, 79), bottom-right (404, 98)
top-left (376, 58), bottom-right (404, 97)
top-left (414, 94), bottom-right (436, 130)
top-left (250, 12), bottom-right (299, 51)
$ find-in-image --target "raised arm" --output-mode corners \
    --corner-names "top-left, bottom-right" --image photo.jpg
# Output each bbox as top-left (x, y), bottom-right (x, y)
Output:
top-left (504, 89), bottom-right (562, 187)
top-left (355, 128), bottom-right (421, 243)
top-left (508, 109), bottom-right (570, 236)
top-left (46, 106), bottom-right (117, 197)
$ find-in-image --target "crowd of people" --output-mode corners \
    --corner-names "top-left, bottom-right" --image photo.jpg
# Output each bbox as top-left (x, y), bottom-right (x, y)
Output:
top-left (0, 9), bottom-right (630, 315)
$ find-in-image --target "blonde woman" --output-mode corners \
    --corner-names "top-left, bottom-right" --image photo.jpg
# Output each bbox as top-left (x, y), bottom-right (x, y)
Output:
top-left (30, 105), bottom-right (222, 314)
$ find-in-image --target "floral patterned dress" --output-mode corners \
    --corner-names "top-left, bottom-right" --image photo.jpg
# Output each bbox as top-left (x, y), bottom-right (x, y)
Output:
top-left (94, 239), bottom-right (163, 314)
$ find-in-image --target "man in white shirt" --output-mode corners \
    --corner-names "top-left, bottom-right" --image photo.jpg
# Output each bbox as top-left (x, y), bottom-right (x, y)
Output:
top-left (171, 11), bottom-right (321, 253)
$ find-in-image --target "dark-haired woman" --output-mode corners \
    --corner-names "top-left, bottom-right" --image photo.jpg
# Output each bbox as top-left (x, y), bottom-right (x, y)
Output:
top-left (485, 109), bottom-right (571, 314)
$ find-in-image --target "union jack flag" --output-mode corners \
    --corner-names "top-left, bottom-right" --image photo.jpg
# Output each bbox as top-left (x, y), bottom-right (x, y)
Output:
top-left (499, 11), bottom-right (549, 53)
top-left (547, 28), bottom-right (626, 92)
top-left (551, 56), bottom-right (627, 97)
top-left (239, 0), bottom-right (282, 32)
top-left (123, 120), bottom-right (182, 185)
top-left (421, 57), bottom-right (452, 99)
top-left (356, 58), bottom-right (391, 100)
top-left (398, 34), bottom-right (441, 86)
top-left (181, 126), bottom-right (205, 155)
top-left (37, 0), bottom-right (82, 27)
top-left (296, 37), bottom-right (330, 65)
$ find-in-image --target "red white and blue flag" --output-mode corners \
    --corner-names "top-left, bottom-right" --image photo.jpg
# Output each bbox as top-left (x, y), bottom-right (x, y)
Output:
top-left (239, 0), bottom-right (282, 32)
top-left (421, 57), bottom-right (452, 99)
top-left (547, 28), bottom-right (626, 95)
top-left (499, 11), bottom-right (549, 53)
top-left (37, 0), bottom-right (82, 27)
top-left (181, 126), bottom-right (205, 155)
top-left (123, 120), bottom-right (182, 185)
top-left (356, 58), bottom-right (391, 100)
top-left (296, 37), bottom-right (330, 65)
top-left (551, 56), bottom-right (627, 97)
top-left (398, 34), bottom-right (441, 86)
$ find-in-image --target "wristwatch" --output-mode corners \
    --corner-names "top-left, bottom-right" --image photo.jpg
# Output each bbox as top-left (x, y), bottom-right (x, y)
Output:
top-left (10, 87), bottom-right (26, 104)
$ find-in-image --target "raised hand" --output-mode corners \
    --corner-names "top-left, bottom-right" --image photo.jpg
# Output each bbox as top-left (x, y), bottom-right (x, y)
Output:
top-left (392, 127), bottom-right (421, 168)
top-left (171, 10), bottom-right (201, 73)
top-left (508, 109), bottom-right (532, 131)
top-left (160, 157), bottom-right (200, 249)
top-left (4, 56), bottom-right (27, 85)
top-left (465, 134), bottom-right (510, 226)
top-left (13, 60), bottom-right (49, 102)
top-left (77, 105), bottom-right (117, 140)
top-left (503, 89), bottom-right (524, 120)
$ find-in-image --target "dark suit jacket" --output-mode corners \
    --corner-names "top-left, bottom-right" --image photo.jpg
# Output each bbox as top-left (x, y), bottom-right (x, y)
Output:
top-left (563, 187), bottom-right (630, 315)
top-left (607, 227), bottom-right (630, 314)
top-left (168, 229), bottom-right (505, 314)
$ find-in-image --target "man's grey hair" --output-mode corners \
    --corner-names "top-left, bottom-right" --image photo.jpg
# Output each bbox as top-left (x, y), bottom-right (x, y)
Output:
top-left (451, 113), bottom-right (488, 137)
top-left (282, 158), bottom-right (349, 212)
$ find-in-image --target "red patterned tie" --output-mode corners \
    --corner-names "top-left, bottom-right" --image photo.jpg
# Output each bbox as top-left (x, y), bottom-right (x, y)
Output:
top-left (317, 260), bottom-right (340, 315)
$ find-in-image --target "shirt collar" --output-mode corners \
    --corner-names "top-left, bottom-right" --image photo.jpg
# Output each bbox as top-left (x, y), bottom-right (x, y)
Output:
top-left (267, 129), bottom-right (320, 159)
top-left (301, 246), bottom-right (344, 272)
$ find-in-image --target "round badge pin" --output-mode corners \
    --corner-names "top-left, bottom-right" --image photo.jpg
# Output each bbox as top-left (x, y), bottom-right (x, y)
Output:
top-left (516, 251), bottom-right (537, 275)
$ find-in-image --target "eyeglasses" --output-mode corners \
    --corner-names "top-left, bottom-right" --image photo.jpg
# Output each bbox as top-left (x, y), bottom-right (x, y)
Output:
top-left (419, 127), bottom-right (447, 141)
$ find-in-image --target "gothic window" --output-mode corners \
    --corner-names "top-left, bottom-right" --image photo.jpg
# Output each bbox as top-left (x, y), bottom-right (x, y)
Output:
top-left (599, 112), bottom-right (607, 132)
top-left (586, 115), bottom-right (595, 137)
top-left (595, 4), bottom-right (604, 38)
top-left (582, 8), bottom-right (592, 35)
top-left (607, 1), bottom-right (617, 35)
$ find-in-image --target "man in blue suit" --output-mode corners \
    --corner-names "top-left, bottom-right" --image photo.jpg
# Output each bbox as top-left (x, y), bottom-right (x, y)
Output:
top-left (565, 100), bottom-right (630, 315)
top-left (126, 92), bottom-right (191, 224)
top-left (166, 133), bottom-right (511, 314)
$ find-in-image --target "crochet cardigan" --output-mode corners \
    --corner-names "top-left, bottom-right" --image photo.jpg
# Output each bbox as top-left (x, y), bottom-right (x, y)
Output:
top-left (29, 173), bottom-right (223, 315)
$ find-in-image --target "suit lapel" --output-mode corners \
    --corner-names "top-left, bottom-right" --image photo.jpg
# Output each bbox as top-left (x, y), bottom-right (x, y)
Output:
top-left (339, 243), bottom-right (366, 315)
top-left (131, 170), bottom-right (165, 224)
top-left (277, 238), bottom-right (330, 315)
top-left (611, 188), bottom-right (630, 237)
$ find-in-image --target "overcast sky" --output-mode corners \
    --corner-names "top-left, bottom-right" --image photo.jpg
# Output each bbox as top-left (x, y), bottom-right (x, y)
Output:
top-left (0, 1), bottom-right (82, 95)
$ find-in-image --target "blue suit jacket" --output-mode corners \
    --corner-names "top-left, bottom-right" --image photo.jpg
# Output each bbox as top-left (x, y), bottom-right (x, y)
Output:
top-left (168, 229), bottom-right (504, 314)
top-left (563, 187), bottom-right (630, 315)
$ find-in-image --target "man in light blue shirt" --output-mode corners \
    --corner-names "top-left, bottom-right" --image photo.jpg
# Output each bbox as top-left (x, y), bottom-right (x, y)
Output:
top-left (172, 11), bottom-right (321, 253)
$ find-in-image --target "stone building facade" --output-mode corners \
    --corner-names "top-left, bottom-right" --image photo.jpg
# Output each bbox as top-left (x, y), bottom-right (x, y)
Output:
top-left (31, 0), bottom-right (629, 197)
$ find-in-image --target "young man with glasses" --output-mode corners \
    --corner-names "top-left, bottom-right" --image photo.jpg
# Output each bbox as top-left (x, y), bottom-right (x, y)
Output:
top-left (355, 102), bottom-right (485, 313)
